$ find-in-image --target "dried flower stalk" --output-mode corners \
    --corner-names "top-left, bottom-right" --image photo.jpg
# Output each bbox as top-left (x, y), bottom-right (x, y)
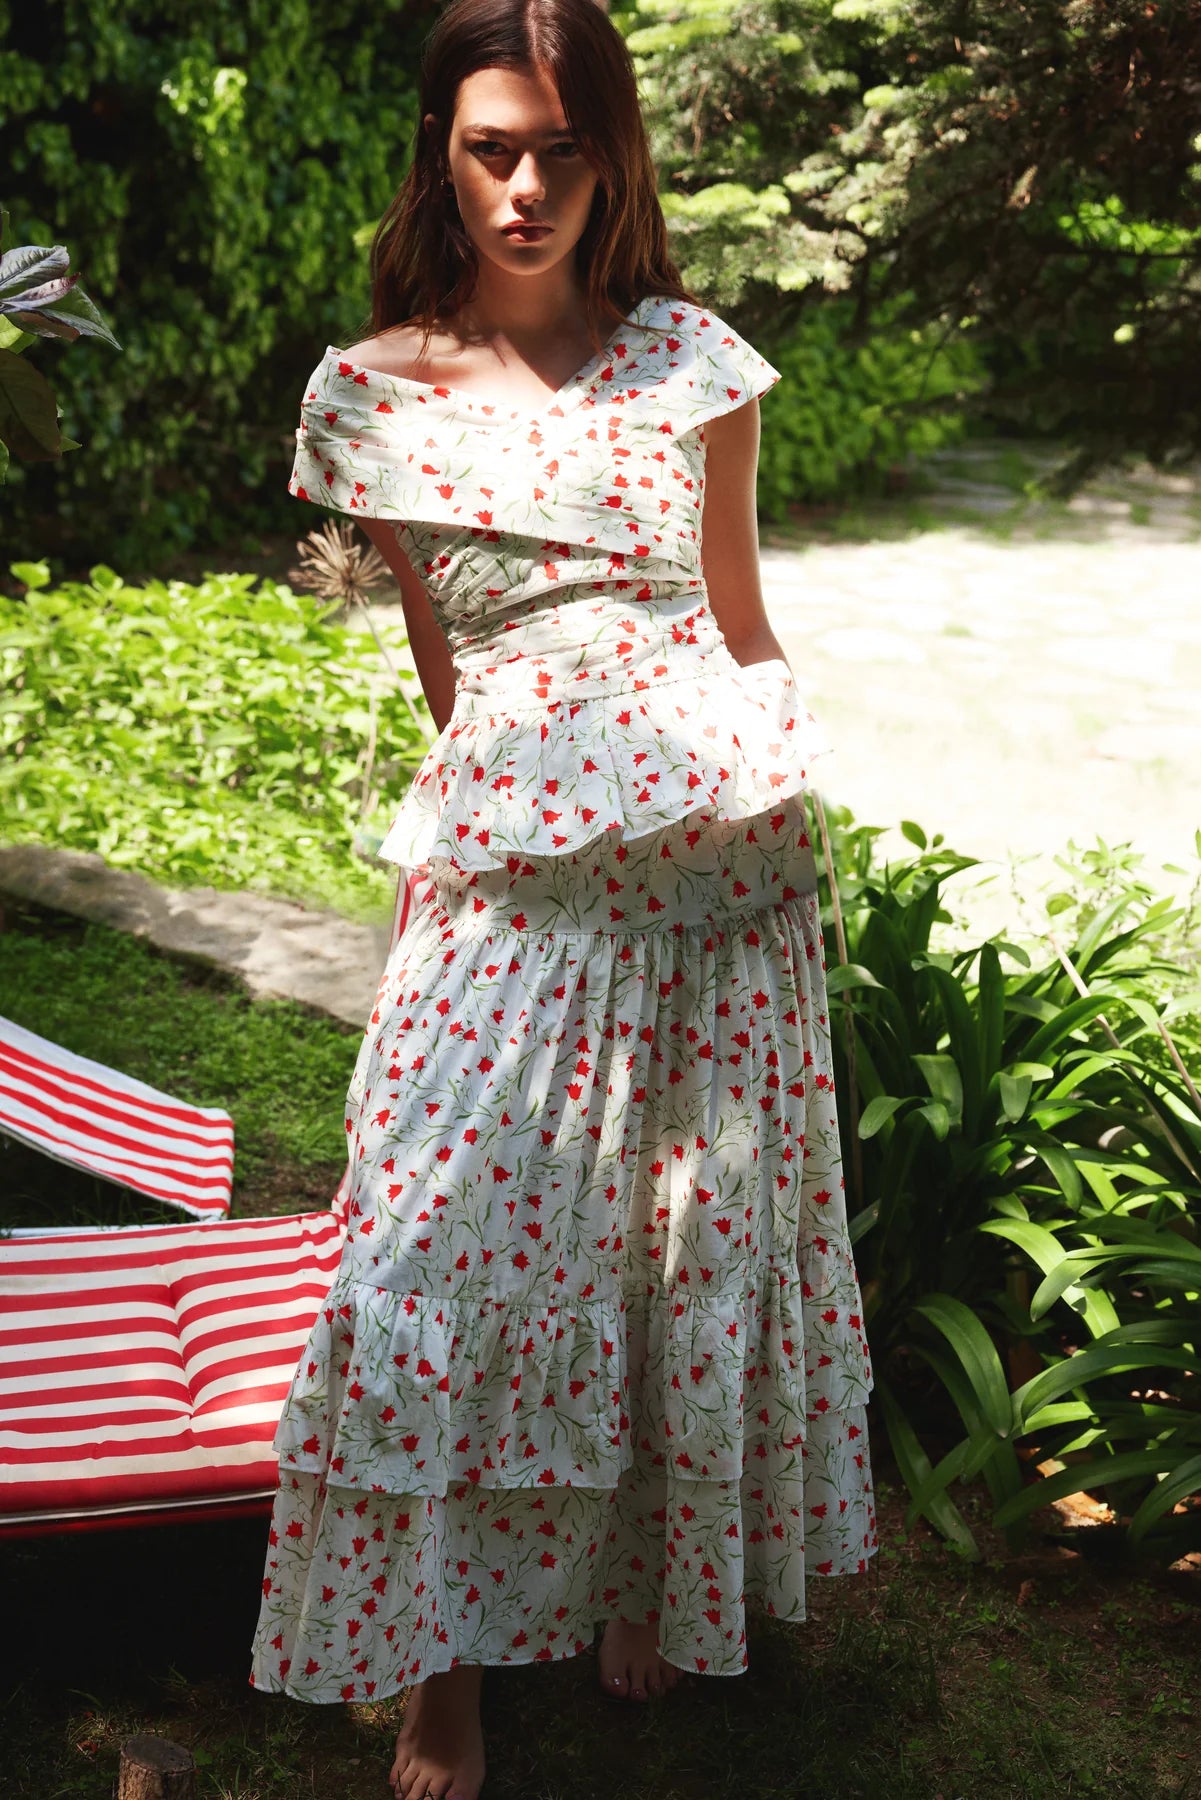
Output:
top-left (290, 520), bottom-right (436, 747)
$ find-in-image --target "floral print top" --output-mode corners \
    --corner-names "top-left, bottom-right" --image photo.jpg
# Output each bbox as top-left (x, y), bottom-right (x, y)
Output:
top-left (288, 293), bottom-right (833, 872)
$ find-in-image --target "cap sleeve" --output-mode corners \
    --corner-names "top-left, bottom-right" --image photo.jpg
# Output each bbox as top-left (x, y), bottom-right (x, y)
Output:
top-left (652, 303), bottom-right (782, 439)
top-left (287, 349), bottom-right (411, 519)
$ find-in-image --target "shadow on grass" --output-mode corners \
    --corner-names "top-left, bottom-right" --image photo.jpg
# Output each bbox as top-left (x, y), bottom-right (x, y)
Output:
top-left (0, 1506), bottom-right (938, 1800)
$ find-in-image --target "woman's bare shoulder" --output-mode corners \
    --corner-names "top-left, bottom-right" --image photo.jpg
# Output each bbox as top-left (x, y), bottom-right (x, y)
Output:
top-left (339, 321), bottom-right (453, 383)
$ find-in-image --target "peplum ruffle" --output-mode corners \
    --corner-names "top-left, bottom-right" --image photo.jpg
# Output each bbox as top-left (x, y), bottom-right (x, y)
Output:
top-left (377, 655), bottom-right (833, 873)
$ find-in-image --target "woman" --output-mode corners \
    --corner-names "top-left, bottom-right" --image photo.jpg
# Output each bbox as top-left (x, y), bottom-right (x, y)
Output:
top-left (251, 1), bottom-right (877, 1795)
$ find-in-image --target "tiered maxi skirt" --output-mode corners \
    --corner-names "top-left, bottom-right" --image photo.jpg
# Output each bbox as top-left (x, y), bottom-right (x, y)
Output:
top-left (250, 792), bottom-right (877, 1700)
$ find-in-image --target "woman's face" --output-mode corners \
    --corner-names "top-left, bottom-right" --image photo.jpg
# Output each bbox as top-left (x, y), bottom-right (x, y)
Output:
top-left (428, 64), bottom-right (600, 277)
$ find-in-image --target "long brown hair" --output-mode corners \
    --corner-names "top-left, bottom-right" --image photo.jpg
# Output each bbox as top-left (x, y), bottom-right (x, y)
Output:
top-left (366, 0), bottom-right (700, 357)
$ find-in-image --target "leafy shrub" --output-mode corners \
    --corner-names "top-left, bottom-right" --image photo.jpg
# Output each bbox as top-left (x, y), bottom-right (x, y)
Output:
top-left (0, 562), bottom-right (429, 920)
top-left (2, 0), bottom-right (422, 566)
top-left (757, 298), bottom-right (986, 516)
top-left (813, 803), bottom-right (1201, 1565)
top-left (0, 205), bottom-right (121, 480)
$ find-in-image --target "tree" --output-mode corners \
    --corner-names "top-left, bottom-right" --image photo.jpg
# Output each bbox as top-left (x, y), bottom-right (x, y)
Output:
top-left (624, 0), bottom-right (1201, 482)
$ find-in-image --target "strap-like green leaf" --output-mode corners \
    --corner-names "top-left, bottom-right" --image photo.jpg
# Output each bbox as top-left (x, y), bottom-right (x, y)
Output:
top-left (875, 1376), bottom-right (980, 1557)
top-left (911, 1293), bottom-right (1013, 1434)
top-left (858, 1093), bottom-right (907, 1139)
top-left (913, 1051), bottom-right (964, 1125)
top-left (824, 962), bottom-right (885, 994)
top-left (1127, 1455), bottom-right (1201, 1546)
top-left (993, 1447), bottom-right (1186, 1527)
top-left (979, 1217), bottom-right (1120, 1336)
top-left (998, 1070), bottom-right (1031, 1122)
top-left (1023, 993), bottom-right (1114, 1063)
top-left (1016, 1343), bottom-right (1200, 1424)
top-left (1029, 1247), bottom-right (1133, 1319)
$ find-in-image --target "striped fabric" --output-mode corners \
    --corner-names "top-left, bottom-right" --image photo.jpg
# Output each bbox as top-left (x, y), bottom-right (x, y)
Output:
top-left (0, 1015), bottom-right (235, 1220)
top-left (390, 862), bottom-right (436, 952)
top-left (0, 1193), bottom-right (347, 1526)
top-left (0, 864), bottom-right (433, 1528)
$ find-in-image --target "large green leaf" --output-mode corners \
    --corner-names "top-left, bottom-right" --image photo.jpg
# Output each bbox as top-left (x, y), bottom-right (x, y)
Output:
top-left (1126, 1456), bottom-right (1201, 1546)
top-left (1022, 994), bottom-right (1116, 1063)
top-left (910, 1293), bottom-right (1012, 1435)
top-left (875, 1376), bottom-right (980, 1557)
top-left (909, 1341), bottom-right (1026, 1517)
top-left (921, 964), bottom-right (981, 1124)
top-left (912, 1051), bottom-right (964, 1127)
top-left (825, 962), bottom-right (885, 994)
top-left (1028, 1247), bottom-right (1137, 1319)
top-left (858, 1094), bottom-right (907, 1139)
top-left (1015, 1343), bottom-right (1201, 1425)
top-left (993, 1447), bottom-right (1190, 1527)
top-left (0, 347), bottom-right (61, 458)
top-left (998, 1070), bottom-right (1032, 1123)
top-left (977, 1215), bottom-right (1118, 1335)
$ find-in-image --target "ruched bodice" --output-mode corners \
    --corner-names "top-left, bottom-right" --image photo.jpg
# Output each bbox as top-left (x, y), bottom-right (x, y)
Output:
top-left (288, 293), bottom-right (834, 872)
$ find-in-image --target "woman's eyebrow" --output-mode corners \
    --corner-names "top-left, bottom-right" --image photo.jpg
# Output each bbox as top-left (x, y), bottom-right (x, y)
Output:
top-left (462, 123), bottom-right (573, 136)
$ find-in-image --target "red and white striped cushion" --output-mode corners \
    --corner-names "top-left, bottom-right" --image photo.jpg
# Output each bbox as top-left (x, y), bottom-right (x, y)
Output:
top-left (391, 863), bottom-right (437, 950)
top-left (0, 1015), bottom-right (235, 1219)
top-left (0, 1203), bottom-right (346, 1525)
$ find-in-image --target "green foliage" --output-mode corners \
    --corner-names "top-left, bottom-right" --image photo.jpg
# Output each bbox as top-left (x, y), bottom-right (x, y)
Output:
top-left (620, 0), bottom-right (863, 309)
top-left (0, 203), bottom-right (120, 473)
top-left (813, 803), bottom-right (1201, 1565)
top-left (624, 0), bottom-right (1201, 484)
top-left (2, 0), bottom-right (422, 564)
top-left (757, 296), bottom-right (984, 510)
top-left (0, 562), bottom-right (429, 920)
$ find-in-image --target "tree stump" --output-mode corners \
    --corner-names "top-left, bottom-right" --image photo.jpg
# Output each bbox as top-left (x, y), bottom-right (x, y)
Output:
top-left (116, 1736), bottom-right (197, 1800)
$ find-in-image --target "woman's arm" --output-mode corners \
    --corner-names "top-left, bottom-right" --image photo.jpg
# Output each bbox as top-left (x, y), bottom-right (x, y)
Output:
top-left (358, 519), bottom-right (457, 734)
top-left (698, 397), bottom-right (792, 672)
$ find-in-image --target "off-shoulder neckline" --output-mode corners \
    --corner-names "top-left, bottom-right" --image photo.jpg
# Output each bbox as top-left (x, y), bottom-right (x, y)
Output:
top-left (324, 293), bottom-right (672, 422)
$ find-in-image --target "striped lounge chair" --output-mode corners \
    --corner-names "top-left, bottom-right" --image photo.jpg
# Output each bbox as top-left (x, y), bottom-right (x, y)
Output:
top-left (0, 867), bottom-right (431, 1533)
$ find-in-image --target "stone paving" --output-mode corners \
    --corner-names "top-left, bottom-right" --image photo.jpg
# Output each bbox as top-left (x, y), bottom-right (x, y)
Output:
top-left (756, 441), bottom-right (1201, 943)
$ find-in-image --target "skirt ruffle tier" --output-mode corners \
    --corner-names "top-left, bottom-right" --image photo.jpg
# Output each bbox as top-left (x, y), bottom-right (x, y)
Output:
top-left (250, 793), bottom-right (876, 1699)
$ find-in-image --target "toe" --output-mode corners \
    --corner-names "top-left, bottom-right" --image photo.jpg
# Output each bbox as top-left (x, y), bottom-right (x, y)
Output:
top-left (598, 1659), bottom-right (630, 1698)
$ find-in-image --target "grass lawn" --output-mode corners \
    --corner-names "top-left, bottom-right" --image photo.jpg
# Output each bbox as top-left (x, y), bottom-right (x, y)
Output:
top-left (0, 897), bottom-right (357, 1228)
top-left (1, 901), bottom-right (1198, 1796)
top-left (2, 1481), bottom-right (1198, 1799)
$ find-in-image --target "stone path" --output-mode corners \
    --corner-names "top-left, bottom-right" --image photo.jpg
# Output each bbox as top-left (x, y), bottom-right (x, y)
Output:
top-left (756, 441), bottom-right (1201, 942)
top-left (0, 844), bottom-right (390, 1029)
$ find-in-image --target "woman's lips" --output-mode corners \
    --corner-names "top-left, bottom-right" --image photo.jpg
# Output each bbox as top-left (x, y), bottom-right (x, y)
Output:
top-left (502, 223), bottom-right (552, 240)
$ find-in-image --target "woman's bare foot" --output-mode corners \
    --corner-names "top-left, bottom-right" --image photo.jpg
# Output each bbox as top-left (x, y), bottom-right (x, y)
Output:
top-left (389, 1663), bottom-right (485, 1800)
top-left (597, 1619), bottom-right (682, 1700)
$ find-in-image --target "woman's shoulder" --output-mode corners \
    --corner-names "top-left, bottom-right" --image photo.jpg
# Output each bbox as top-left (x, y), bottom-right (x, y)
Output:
top-left (336, 321), bottom-right (447, 385)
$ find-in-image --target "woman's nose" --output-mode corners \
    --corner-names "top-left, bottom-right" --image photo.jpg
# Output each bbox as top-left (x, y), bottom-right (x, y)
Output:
top-left (510, 152), bottom-right (546, 202)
